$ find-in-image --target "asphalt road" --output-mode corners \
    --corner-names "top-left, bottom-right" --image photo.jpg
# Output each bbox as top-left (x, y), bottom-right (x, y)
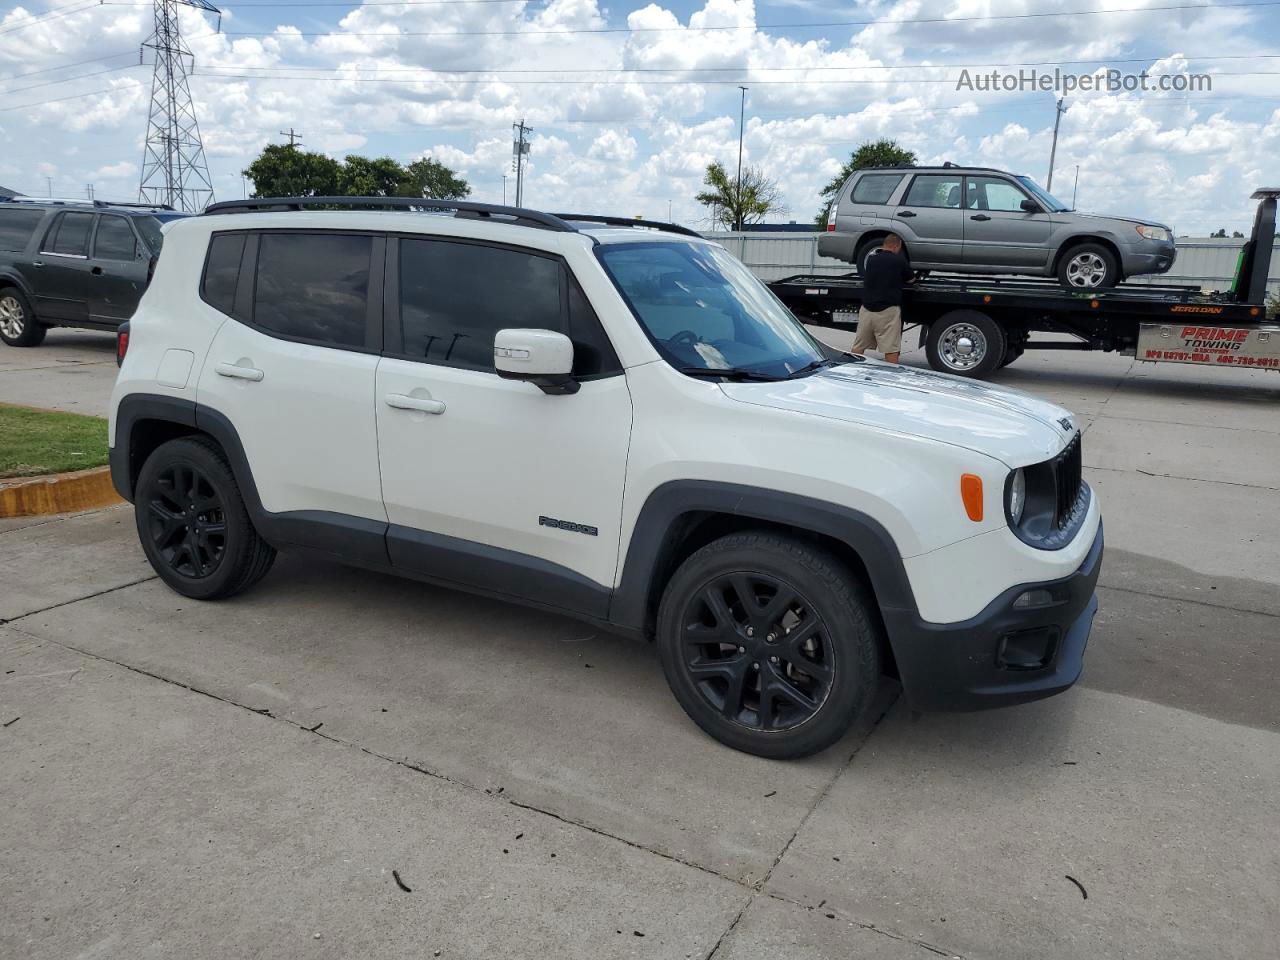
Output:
top-left (2, 329), bottom-right (1278, 959)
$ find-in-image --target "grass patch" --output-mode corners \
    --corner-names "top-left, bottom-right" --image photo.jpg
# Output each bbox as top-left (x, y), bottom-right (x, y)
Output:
top-left (0, 403), bottom-right (110, 480)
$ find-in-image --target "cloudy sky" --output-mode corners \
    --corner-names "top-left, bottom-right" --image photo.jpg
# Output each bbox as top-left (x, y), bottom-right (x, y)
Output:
top-left (1, 0), bottom-right (1278, 234)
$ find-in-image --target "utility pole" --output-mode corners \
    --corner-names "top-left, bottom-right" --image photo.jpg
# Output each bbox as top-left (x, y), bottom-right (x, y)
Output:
top-left (279, 128), bottom-right (303, 148)
top-left (512, 120), bottom-right (531, 207)
top-left (1072, 165), bottom-right (1080, 209)
top-left (138, 0), bottom-right (220, 212)
top-left (86, 184), bottom-right (95, 202)
top-left (45, 176), bottom-right (53, 197)
top-left (735, 85), bottom-right (748, 231)
top-left (1046, 97), bottom-right (1066, 192)
top-left (502, 174), bottom-right (508, 205)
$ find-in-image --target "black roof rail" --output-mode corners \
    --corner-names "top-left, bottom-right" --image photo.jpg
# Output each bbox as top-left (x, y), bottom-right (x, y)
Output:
top-left (202, 196), bottom-right (577, 232)
top-left (554, 213), bottom-right (703, 239)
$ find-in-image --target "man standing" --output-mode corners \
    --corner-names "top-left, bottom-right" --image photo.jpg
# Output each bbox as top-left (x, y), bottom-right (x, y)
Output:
top-left (851, 233), bottom-right (913, 364)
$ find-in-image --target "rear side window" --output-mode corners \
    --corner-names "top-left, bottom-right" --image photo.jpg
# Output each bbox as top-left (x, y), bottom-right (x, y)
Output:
top-left (201, 233), bottom-right (245, 316)
top-left (851, 174), bottom-right (904, 205)
top-left (398, 238), bottom-right (562, 372)
top-left (904, 175), bottom-right (963, 209)
top-left (43, 211), bottom-right (95, 256)
top-left (0, 208), bottom-right (46, 252)
top-left (94, 215), bottom-right (138, 261)
top-left (253, 233), bottom-right (371, 348)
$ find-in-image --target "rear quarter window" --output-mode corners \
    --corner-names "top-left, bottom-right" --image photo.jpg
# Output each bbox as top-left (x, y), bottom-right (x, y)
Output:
top-left (0, 208), bottom-right (46, 252)
top-left (851, 174), bottom-right (905, 205)
top-left (201, 233), bottom-right (246, 316)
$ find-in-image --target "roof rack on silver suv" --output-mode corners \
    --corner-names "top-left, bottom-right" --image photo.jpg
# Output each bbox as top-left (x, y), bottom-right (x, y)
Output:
top-left (4, 197), bottom-right (177, 211)
top-left (201, 196), bottom-right (699, 239)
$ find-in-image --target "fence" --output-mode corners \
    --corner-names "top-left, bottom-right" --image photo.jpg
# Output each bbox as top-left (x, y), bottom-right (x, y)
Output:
top-left (712, 232), bottom-right (1280, 298)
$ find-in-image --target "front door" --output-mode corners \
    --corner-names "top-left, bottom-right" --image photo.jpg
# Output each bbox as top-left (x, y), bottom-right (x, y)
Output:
top-left (31, 211), bottom-right (96, 323)
top-left (195, 230), bottom-right (387, 558)
top-left (88, 214), bottom-right (150, 324)
top-left (375, 235), bottom-right (632, 616)
top-left (894, 173), bottom-right (965, 265)
top-left (962, 176), bottom-right (1054, 269)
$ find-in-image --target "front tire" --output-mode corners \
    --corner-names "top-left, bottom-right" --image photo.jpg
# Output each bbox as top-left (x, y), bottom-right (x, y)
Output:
top-left (925, 309), bottom-right (1007, 378)
top-left (1057, 243), bottom-right (1119, 289)
top-left (134, 436), bottom-right (276, 600)
top-left (655, 532), bottom-right (881, 759)
top-left (0, 289), bottom-right (46, 347)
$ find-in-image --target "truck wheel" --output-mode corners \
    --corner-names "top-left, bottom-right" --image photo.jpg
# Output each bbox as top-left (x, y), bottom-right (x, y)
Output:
top-left (134, 436), bottom-right (276, 601)
top-left (0, 289), bottom-right (47, 347)
top-left (1057, 243), bottom-right (1119, 289)
top-left (655, 532), bottom-right (881, 759)
top-left (925, 310), bottom-right (1007, 378)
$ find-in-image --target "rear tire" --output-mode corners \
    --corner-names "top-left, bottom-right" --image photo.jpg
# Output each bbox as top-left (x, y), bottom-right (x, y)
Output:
top-left (925, 310), bottom-right (1007, 378)
top-left (1056, 243), bottom-right (1119, 289)
top-left (0, 289), bottom-right (47, 347)
top-left (134, 436), bottom-right (276, 600)
top-left (854, 237), bottom-right (883, 276)
top-left (655, 532), bottom-right (881, 759)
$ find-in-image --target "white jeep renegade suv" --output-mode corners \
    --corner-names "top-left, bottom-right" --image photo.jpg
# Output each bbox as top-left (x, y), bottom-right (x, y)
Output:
top-left (110, 197), bottom-right (1103, 759)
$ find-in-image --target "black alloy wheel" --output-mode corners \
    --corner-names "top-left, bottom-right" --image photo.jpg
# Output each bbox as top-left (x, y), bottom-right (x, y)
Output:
top-left (679, 572), bottom-right (835, 733)
top-left (145, 462), bottom-right (227, 579)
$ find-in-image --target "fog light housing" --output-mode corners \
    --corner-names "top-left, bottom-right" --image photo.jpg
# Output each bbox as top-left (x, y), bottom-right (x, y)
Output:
top-left (1012, 588), bottom-right (1055, 609)
top-left (997, 627), bottom-right (1060, 671)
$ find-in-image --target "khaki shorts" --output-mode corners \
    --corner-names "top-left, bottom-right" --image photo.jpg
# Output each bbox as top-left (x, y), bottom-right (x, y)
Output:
top-left (852, 305), bottom-right (903, 355)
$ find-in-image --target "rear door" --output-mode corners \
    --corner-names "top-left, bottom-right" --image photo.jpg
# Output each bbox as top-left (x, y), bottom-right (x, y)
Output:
top-left (195, 229), bottom-right (388, 558)
top-left (32, 211), bottom-right (97, 322)
top-left (962, 175), bottom-right (1053, 269)
top-left (88, 214), bottom-right (150, 324)
top-left (895, 174), bottom-right (964, 264)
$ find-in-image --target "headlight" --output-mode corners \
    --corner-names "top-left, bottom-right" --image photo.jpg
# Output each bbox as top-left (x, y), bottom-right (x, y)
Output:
top-left (1135, 225), bottom-right (1170, 242)
top-left (1007, 468), bottom-right (1026, 525)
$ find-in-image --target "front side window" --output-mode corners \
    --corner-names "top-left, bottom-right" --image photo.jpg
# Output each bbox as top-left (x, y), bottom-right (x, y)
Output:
top-left (398, 238), bottom-right (562, 371)
top-left (43, 212), bottom-right (95, 256)
top-left (135, 215), bottom-right (170, 254)
top-left (253, 233), bottom-right (371, 348)
top-left (94, 215), bottom-right (139, 260)
top-left (597, 241), bottom-right (827, 378)
top-left (903, 175), bottom-right (963, 209)
top-left (1016, 176), bottom-right (1070, 212)
top-left (966, 177), bottom-right (1030, 213)
top-left (851, 173), bottom-right (905, 205)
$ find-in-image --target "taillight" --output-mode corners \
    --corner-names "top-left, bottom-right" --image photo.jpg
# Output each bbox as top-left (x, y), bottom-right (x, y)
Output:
top-left (825, 203), bottom-right (837, 231)
top-left (116, 322), bottom-right (130, 367)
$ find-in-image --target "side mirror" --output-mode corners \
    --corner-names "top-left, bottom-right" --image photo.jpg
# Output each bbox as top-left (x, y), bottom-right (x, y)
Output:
top-left (495, 328), bottom-right (579, 395)
top-left (1020, 198), bottom-right (1041, 214)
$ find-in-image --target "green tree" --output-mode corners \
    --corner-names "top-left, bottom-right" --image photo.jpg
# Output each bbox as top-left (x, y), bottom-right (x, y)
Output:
top-left (815, 139), bottom-right (917, 227)
top-left (336, 155), bottom-right (406, 197)
top-left (1210, 228), bottom-right (1227, 238)
top-left (395, 156), bottom-right (471, 200)
top-left (696, 161), bottom-right (784, 230)
top-left (242, 144), bottom-right (340, 197)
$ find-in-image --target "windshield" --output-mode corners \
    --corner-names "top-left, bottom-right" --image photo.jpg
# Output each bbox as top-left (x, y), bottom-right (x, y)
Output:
top-left (1016, 176), bottom-right (1070, 212)
top-left (135, 215), bottom-right (167, 254)
top-left (597, 241), bottom-right (828, 379)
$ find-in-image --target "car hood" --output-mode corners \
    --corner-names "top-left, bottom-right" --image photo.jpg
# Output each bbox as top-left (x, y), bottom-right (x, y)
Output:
top-left (1065, 211), bottom-right (1173, 233)
top-left (719, 361), bottom-right (1077, 466)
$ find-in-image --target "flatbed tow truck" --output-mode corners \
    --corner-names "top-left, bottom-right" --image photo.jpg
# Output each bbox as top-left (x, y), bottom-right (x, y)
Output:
top-left (768, 189), bottom-right (1279, 379)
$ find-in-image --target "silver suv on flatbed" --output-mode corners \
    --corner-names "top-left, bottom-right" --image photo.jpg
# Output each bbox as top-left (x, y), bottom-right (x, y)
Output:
top-left (819, 164), bottom-right (1176, 289)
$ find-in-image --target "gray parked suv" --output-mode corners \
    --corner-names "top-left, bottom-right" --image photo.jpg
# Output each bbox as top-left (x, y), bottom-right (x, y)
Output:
top-left (819, 165), bottom-right (1176, 289)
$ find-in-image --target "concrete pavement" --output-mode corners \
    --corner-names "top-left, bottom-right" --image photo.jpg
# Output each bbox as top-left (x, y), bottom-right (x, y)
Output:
top-left (2, 334), bottom-right (1279, 958)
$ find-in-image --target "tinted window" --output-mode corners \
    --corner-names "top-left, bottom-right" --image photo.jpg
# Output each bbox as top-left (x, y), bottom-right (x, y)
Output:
top-left (903, 175), bottom-right (963, 209)
top-left (567, 276), bottom-right (620, 377)
top-left (201, 233), bottom-right (245, 316)
top-left (45, 212), bottom-right (95, 256)
top-left (253, 233), bottom-right (371, 348)
top-left (399, 239), bottom-right (562, 371)
top-left (136, 216), bottom-right (167, 253)
top-left (94, 216), bottom-right (138, 260)
top-left (966, 177), bottom-right (1029, 212)
top-left (0, 208), bottom-right (46, 252)
top-left (851, 174), bottom-right (904, 205)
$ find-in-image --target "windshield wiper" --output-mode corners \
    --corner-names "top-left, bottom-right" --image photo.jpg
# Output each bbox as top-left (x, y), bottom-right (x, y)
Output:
top-left (785, 358), bottom-right (838, 379)
top-left (677, 366), bottom-right (781, 382)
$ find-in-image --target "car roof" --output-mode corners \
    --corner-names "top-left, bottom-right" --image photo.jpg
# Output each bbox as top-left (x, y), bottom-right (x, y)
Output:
top-left (856, 166), bottom-right (1022, 176)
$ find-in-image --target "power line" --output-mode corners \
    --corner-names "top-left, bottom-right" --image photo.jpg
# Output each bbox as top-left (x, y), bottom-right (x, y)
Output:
top-left (0, 0), bottom-right (100, 36)
top-left (0, 80), bottom-right (146, 112)
top-left (213, 1), bottom-right (1280, 38)
top-left (0, 64), bottom-right (140, 97)
top-left (0, 51), bottom-right (135, 84)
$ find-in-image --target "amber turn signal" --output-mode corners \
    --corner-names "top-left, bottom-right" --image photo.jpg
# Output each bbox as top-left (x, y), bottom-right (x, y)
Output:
top-left (960, 474), bottom-right (983, 522)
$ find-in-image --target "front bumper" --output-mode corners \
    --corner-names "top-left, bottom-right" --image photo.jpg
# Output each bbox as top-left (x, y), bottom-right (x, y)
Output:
top-left (882, 522), bottom-right (1103, 711)
top-left (1122, 243), bottom-right (1177, 276)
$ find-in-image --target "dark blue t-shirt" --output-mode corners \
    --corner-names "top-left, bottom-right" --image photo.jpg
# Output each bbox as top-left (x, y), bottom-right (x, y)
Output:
top-left (862, 249), bottom-right (913, 312)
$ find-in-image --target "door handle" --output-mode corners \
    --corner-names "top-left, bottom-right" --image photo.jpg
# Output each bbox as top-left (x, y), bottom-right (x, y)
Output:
top-left (215, 362), bottom-right (264, 382)
top-left (386, 393), bottom-right (446, 415)
top-left (896, 210), bottom-right (917, 218)
top-left (970, 214), bottom-right (992, 221)
top-left (31, 261), bottom-right (44, 268)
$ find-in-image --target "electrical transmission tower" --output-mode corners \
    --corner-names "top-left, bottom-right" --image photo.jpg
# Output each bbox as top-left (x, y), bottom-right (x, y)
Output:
top-left (138, 0), bottom-right (221, 212)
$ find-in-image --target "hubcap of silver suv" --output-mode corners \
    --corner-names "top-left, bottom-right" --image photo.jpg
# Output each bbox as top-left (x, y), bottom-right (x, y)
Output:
top-left (0, 295), bottom-right (25, 339)
top-left (939, 323), bottom-right (987, 371)
top-left (1065, 252), bottom-right (1107, 288)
